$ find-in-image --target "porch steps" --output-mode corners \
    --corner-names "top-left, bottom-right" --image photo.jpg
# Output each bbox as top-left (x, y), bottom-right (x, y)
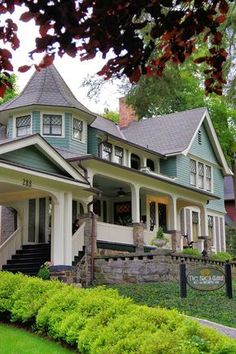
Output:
top-left (72, 246), bottom-right (85, 266)
top-left (2, 243), bottom-right (50, 276)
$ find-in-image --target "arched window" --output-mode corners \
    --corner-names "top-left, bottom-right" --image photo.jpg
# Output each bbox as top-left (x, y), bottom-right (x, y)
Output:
top-left (147, 159), bottom-right (155, 171)
top-left (131, 154), bottom-right (140, 170)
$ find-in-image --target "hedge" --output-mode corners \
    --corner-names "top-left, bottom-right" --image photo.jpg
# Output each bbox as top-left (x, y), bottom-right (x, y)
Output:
top-left (0, 272), bottom-right (236, 353)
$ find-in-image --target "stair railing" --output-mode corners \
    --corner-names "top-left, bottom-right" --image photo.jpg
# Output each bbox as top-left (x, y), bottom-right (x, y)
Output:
top-left (72, 222), bottom-right (85, 259)
top-left (0, 227), bottom-right (22, 270)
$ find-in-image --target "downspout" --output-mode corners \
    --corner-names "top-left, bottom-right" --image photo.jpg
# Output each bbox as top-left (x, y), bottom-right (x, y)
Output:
top-left (87, 196), bottom-right (100, 284)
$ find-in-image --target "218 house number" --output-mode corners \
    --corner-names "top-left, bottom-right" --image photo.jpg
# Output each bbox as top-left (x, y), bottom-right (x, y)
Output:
top-left (22, 178), bottom-right (32, 187)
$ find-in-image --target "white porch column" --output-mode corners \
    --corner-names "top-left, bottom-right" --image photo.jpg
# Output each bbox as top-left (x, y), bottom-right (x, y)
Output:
top-left (127, 150), bottom-right (131, 168)
top-left (200, 205), bottom-right (208, 237)
top-left (51, 192), bottom-right (65, 265)
top-left (131, 184), bottom-right (140, 223)
top-left (141, 156), bottom-right (147, 168)
top-left (169, 196), bottom-right (177, 230)
top-left (64, 192), bottom-right (72, 265)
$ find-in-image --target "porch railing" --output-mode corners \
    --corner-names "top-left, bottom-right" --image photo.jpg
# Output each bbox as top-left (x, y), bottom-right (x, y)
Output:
top-left (0, 228), bottom-right (22, 270)
top-left (97, 222), bottom-right (133, 244)
top-left (72, 222), bottom-right (85, 259)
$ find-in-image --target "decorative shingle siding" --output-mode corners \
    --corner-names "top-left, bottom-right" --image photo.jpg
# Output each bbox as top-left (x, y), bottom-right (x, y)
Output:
top-left (0, 146), bottom-right (69, 176)
top-left (88, 127), bottom-right (100, 156)
top-left (160, 157), bottom-right (177, 177)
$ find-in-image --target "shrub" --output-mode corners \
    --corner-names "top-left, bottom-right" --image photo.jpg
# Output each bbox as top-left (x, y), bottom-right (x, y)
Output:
top-left (182, 248), bottom-right (201, 257)
top-left (37, 263), bottom-right (50, 280)
top-left (0, 272), bottom-right (235, 353)
top-left (211, 252), bottom-right (233, 262)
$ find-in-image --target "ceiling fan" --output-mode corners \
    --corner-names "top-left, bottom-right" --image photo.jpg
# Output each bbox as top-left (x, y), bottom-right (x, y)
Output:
top-left (116, 188), bottom-right (129, 198)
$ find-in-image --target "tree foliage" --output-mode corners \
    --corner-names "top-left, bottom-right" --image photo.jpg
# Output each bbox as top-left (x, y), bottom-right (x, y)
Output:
top-left (0, 0), bottom-right (234, 97)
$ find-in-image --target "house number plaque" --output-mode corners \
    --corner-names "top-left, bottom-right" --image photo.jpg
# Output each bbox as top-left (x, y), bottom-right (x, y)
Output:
top-left (22, 178), bottom-right (32, 187)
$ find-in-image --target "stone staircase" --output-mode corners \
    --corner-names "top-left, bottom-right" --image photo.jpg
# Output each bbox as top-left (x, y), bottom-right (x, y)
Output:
top-left (72, 246), bottom-right (85, 266)
top-left (2, 243), bottom-right (50, 276)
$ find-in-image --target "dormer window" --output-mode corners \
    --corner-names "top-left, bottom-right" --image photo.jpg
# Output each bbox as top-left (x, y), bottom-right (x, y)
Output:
top-left (16, 115), bottom-right (31, 137)
top-left (114, 146), bottom-right (123, 164)
top-left (101, 143), bottom-right (112, 161)
top-left (131, 154), bottom-right (140, 170)
top-left (42, 114), bottom-right (62, 136)
top-left (147, 159), bottom-right (155, 172)
top-left (73, 118), bottom-right (83, 141)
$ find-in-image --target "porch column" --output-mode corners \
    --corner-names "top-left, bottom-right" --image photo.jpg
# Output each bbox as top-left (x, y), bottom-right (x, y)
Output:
top-left (64, 192), bottom-right (72, 265)
top-left (127, 150), bottom-right (131, 168)
top-left (169, 196), bottom-right (181, 251)
top-left (200, 205), bottom-right (209, 253)
top-left (51, 192), bottom-right (65, 265)
top-left (131, 184), bottom-right (140, 223)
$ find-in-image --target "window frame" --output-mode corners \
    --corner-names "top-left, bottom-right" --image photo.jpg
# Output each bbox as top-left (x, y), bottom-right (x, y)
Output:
top-left (101, 142), bottom-right (112, 161)
top-left (41, 113), bottom-right (64, 138)
top-left (114, 146), bottom-right (123, 164)
top-left (72, 117), bottom-right (84, 142)
top-left (14, 114), bottom-right (32, 138)
top-left (190, 158), bottom-right (213, 192)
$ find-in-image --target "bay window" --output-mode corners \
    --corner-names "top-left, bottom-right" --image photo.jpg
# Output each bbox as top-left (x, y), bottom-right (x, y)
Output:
top-left (42, 114), bottom-right (62, 136)
top-left (16, 115), bottom-right (31, 137)
top-left (73, 118), bottom-right (83, 141)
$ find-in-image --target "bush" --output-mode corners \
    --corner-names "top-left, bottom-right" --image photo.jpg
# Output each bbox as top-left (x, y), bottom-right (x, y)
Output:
top-left (0, 272), bottom-right (235, 353)
top-left (211, 251), bottom-right (233, 262)
top-left (37, 263), bottom-right (50, 280)
top-left (182, 248), bottom-right (201, 257)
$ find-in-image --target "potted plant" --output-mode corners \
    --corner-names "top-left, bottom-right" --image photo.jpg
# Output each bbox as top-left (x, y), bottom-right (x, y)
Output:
top-left (151, 227), bottom-right (168, 247)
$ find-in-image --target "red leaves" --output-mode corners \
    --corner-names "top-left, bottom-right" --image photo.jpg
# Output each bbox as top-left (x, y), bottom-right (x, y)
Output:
top-left (18, 65), bottom-right (32, 73)
top-left (20, 11), bottom-right (35, 22)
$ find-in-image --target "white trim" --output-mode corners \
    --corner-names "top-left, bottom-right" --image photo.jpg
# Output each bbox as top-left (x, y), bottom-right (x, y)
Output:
top-left (0, 134), bottom-right (88, 183)
top-left (40, 112), bottom-right (65, 138)
top-left (184, 109), bottom-right (232, 176)
top-left (12, 113), bottom-right (32, 138)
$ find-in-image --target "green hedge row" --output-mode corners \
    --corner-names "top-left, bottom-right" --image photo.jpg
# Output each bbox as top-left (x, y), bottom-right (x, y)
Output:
top-left (0, 272), bottom-right (235, 353)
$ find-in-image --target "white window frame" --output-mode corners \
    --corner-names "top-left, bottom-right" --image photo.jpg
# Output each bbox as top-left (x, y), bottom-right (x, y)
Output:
top-left (72, 117), bottom-right (84, 142)
top-left (41, 112), bottom-right (65, 138)
top-left (13, 113), bottom-right (32, 138)
top-left (101, 142), bottom-right (112, 161)
top-left (190, 158), bottom-right (213, 192)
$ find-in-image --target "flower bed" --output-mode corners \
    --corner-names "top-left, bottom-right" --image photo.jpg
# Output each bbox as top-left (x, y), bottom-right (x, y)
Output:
top-left (0, 272), bottom-right (235, 353)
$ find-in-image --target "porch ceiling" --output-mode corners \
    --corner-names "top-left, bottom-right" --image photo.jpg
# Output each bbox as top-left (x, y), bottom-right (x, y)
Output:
top-left (0, 182), bottom-right (48, 203)
top-left (94, 175), bottom-right (131, 198)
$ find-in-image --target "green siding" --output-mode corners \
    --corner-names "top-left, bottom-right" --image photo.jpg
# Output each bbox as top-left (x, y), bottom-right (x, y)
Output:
top-left (88, 127), bottom-right (100, 156)
top-left (0, 146), bottom-right (70, 176)
top-left (7, 116), bottom-right (13, 139)
top-left (189, 124), bottom-right (218, 164)
top-left (160, 157), bottom-right (177, 177)
top-left (32, 111), bottom-right (40, 134)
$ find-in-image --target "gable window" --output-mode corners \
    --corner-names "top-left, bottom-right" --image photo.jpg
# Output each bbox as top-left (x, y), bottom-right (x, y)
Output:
top-left (73, 118), bottom-right (83, 141)
top-left (190, 158), bottom-right (212, 192)
top-left (101, 143), bottom-right (112, 161)
top-left (190, 159), bottom-right (197, 186)
top-left (114, 146), bottom-right (123, 164)
top-left (131, 153), bottom-right (140, 170)
top-left (42, 114), bottom-right (62, 136)
top-left (16, 115), bottom-right (31, 137)
top-left (198, 162), bottom-right (204, 189)
top-left (147, 159), bottom-right (155, 172)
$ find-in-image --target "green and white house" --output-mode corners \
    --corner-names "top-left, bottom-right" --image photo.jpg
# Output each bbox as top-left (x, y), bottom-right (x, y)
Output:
top-left (0, 65), bottom-right (232, 274)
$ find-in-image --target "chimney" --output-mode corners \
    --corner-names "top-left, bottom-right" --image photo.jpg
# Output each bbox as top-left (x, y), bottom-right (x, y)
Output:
top-left (119, 97), bottom-right (138, 128)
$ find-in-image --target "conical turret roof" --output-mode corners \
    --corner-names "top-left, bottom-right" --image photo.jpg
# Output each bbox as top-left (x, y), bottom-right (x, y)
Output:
top-left (0, 64), bottom-right (94, 116)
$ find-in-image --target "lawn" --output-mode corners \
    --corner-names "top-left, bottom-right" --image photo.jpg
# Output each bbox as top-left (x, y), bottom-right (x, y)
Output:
top-left (0, 323), bottom-right (76, 354)
top-left (112, 281), bottom-right (236, 328)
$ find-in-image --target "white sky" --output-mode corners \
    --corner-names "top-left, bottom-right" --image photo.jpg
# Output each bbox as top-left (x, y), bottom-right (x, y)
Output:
top-left (9, 7), bottom-right (120, 114)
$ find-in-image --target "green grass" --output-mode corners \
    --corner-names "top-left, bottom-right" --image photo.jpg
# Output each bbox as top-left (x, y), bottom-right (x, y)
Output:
top-left (111, 281), bottom-right (236, 328)
top-left (0, 323), bottom-right (76, 354)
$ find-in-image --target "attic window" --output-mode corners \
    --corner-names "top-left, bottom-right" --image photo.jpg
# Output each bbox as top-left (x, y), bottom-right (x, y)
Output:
top-left (43, 114), bottom-right (62, 136)
top-left (198, 130), bottom-right (202, 145)
top-left (147, 159), bottom-right (155, 171)
top-left (16, 115), bottom-right (31, 137)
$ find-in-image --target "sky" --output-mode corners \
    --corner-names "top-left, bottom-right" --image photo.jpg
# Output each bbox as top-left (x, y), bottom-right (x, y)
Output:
top-left (9, 7), bottom-right (121, 115)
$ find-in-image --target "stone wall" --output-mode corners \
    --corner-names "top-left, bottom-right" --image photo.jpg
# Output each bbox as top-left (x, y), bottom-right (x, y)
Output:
top-left (94, 251), bottom-right (230, 284)
top-left (0, 207), bottom-right (17, 245)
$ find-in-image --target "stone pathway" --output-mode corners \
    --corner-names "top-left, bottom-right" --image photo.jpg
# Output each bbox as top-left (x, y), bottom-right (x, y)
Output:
top-left (189, 317), bottom-right (236, 339)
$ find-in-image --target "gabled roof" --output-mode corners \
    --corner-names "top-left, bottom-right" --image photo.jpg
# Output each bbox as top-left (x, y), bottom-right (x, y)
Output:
top-left (0, 65), bottom-right (95, 120)
top-left (0, 134), bottom-right (89, 184)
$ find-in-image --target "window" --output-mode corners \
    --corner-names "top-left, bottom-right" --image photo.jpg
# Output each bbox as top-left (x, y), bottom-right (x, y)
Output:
top-left (147, 159), bottom-right (155, 171)
top-left (73, 118), bottom-right (83, 141)
top-left (42, 114), bottom-right (62, 136)
top-left (198, 130), bottom-right (202, 145)
top-left (208, 215), bottom-right (214, 246)
top-left (114, 146), bottom-right (123, 164)
top-left (206, 165), bottom-right (212, 191)
top-left (198, 162), bottom-right (204, 189)
top-left (16, 115), bottom-right (31, 137)
top-left (190, 159), bottom-right (212, 192)
top-left (131, 154), bottom-right (140, 170)
top-left (190, 159), bottom-right (197, 186)
top-left (101, 143), bottom-right (112, 161)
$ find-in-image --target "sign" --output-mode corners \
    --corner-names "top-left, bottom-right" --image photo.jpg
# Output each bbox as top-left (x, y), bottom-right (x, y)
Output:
top-left (187, 266), bottom-right (225, 291)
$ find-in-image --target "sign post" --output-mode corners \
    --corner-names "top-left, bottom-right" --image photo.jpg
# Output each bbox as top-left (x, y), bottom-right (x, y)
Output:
top-left (225, 261), bottom-right (233, 299)
top-left (179, 260), bottom-right (187, 298)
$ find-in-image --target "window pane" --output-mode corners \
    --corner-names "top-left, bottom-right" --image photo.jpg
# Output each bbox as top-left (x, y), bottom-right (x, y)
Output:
top-left (102, 143), bottom-right (112, 161)
top-left (73, 118), bottom-right (83, 140)
top-left (42, 114), bottom-right (62, 136)
top-left (198, 162), bottom-right (204, 188)
top-left (16, 115), bottom-right (31, 137)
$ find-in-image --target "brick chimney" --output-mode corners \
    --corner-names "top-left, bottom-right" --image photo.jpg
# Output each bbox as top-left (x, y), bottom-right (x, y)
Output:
top-left (119, 97), bottom-right (138, 128)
